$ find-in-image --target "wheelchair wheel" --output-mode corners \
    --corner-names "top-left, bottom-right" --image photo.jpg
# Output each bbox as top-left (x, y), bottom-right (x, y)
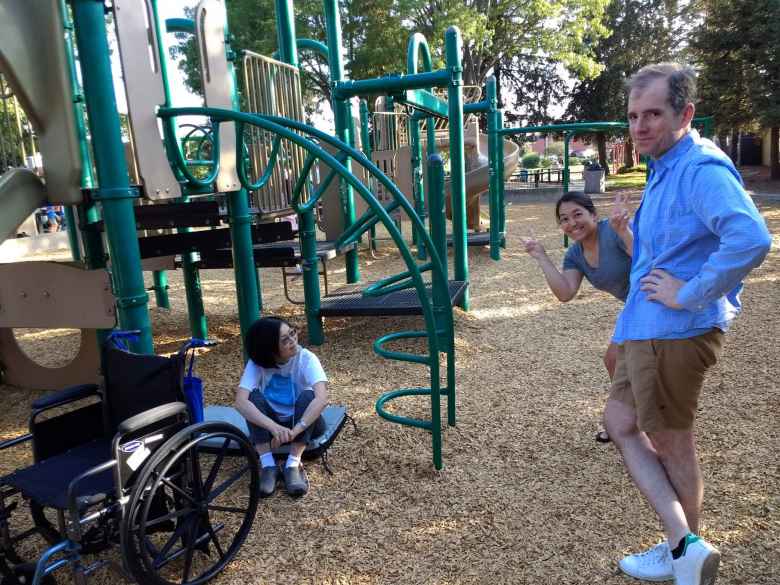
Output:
top-left (121, 422), bottom-right (259, 585)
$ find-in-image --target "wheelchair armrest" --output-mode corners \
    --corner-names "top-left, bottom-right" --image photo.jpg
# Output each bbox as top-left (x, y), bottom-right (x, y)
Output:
top-left (32, 384), bottom-right (100, 412)
top-left (117, 402), bottom-right (188, 436)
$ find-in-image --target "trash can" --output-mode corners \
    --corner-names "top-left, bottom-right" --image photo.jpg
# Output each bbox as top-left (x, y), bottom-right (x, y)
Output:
top-left (584, 163), bottom-right (606, 194)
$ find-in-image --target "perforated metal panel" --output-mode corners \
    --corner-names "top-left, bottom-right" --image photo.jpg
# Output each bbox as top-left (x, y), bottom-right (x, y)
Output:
top-left (241, 51), bottom-right (309, 216)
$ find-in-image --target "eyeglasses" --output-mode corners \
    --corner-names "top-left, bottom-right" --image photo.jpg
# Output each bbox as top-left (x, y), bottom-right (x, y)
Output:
top-left (279, 327), bottom-right (298, 346)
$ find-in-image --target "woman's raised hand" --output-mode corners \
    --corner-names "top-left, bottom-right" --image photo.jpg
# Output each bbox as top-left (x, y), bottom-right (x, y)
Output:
top-left (521, 236), bottom-right (547, 260)
top-left (609, 192), bottom-right (632, 235)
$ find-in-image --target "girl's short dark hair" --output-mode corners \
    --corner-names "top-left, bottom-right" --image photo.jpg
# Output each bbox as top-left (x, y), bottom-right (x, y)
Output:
top-left (555, 191), bottom-right (597, 220)
top-left (245, 317), bottom-right (291, 368)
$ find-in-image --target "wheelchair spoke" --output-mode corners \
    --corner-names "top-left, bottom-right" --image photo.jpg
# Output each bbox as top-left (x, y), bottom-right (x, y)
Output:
top-left (150, 516), bottom-right (190, 565)
top-left (181, 515), bottom-right (200, 584)
top-left (203, 520), bottom-right (225, 560)
top-left (202, 439), bottom-right (230, 494)
top-left (161, 476), bottom-right (198, 506)
top-left (142, 505), bottom-right (195, 531)
top-left (207, 464), bottom-right (251, 502)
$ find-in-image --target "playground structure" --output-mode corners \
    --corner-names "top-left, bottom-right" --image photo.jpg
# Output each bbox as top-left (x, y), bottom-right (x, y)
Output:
top-left (0, 0), bottom-right (539, 492)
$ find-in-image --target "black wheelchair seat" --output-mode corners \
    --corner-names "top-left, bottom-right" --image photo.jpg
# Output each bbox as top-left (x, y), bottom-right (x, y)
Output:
top-left (0, 438), bottom-right (112, 510)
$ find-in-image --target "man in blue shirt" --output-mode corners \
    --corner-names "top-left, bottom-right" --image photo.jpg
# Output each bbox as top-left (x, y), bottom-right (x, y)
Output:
top-left (603, 63), bottom-right (771, 585)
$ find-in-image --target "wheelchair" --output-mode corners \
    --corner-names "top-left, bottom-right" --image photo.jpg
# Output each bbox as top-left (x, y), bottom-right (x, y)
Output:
top-left (0, 333), bottom-right (260, 585)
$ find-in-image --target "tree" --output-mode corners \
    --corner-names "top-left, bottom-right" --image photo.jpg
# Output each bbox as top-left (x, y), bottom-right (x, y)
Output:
top-left (171, 0), bottom-right (611, 123)
top-left (565, 0), bottom-right (680, 172)
top-left (692, 0), bottom-right (780, 177)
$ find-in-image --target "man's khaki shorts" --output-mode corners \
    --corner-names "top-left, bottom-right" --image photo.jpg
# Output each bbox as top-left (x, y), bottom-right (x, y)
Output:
top-left (609, 329), bottom-right (723, 432)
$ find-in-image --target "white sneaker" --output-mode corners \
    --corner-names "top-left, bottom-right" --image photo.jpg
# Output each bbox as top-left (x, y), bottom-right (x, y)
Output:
top-left (619, 541), bottom-right (674, 581)
top-left (671, 534), bottom-right (720, 585)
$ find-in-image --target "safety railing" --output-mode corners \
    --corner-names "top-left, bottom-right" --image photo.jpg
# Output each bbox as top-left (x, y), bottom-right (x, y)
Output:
top-left (241, 51), bottom-right (310, 216)
top-left (158, 106), bottom-right (456, 470)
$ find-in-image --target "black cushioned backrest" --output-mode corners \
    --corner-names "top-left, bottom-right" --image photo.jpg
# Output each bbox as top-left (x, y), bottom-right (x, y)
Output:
top-left (102, 345), bottom-right (185, 433)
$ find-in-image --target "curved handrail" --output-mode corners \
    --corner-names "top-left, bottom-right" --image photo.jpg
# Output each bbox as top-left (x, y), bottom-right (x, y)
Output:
top-left (407, 33), bottom-right (433, 75)
top-left (235, 122), bottom-right (284, 191)
top-left (158, 106), bottom-right (453, 342)
top-left (161, 116), bottom-right (221, 187)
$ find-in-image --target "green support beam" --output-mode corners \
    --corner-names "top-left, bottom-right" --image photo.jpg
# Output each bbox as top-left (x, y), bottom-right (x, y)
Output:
top-left (72, 0), bottom-right (153, 353)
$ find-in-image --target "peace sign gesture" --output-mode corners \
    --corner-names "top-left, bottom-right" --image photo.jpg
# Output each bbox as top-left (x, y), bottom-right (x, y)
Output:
top-left (609, 191), bottom-right (632, 237)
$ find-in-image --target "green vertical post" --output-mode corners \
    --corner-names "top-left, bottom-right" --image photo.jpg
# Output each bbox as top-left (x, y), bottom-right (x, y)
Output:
top-left (497, 108), bottom-right (507, 246)
top-left (72, 0), bottom-right (153, 354)
top-left (154, 7), bottom-right (208, 339)
top-left (61, 0), bottom-right (92, 263)
top-left (300, 208), bottom-right (323, 345)
top-left (359, 100), bottom-right (377, 252)
top-left (274, 0), bottom-right (298, 66)
top-left (323, 0), bottom-right (359, 283)
top-left (152, 270), bottom-right (170, 308)
top-left (486, 77), bottom-right (500, 260)
top-left (445, 27), bottom-right (468, 309)
top-left (223, 22), bottom-right (261, 349)
top-left (409, 115), bottom-right (426, 259)
top-left (563, 132), bottom-right (571, 247)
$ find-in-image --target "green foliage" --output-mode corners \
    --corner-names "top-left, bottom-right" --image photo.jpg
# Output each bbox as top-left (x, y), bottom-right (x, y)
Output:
top-left (616, 164), bottom-right (646, 174)
top-left (607, 169), bottom-right (646, 190)
top-left (169, 0), bottom-right (611, 123)
top-left (521, 152), bottom-right (541, 168)
top-left (566, 0), bottom-right (679, 126)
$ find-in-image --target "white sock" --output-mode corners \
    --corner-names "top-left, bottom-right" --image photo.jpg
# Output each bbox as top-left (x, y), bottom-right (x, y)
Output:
top-left (260, 452), bottom-right (275, 468)
top-left (285, 454), bottom-right (302, 469)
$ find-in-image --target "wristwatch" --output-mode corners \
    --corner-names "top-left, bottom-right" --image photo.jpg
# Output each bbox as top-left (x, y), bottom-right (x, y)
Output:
top-left (296, 419), bottom-right (307, 429)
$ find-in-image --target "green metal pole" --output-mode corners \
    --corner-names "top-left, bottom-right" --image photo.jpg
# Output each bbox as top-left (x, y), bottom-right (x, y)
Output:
top-left (486, 77), bottom-right (500, 261)
top-left (300, 208), bottom-right (323, 345)
top-left (358, 100), bottom-right (378, 252)
top-left (274, 0), bottom-right (298, 66)
top-left (497, 108), bottom-right (507, 246)
top-left (223, 21), bottom-right (261, 351)
top-left (155, 6), bottom-right (208, 339)
top-left (445, 27), bottom-right (468, 309)
top-left (563, 133), bottom-right (571, 248)
top-left (152, 270), bottom-right (170, 309)
top-left (409, 115), bottom-right (426, 259)
top-left (323, 0), bottom-right (359, 283)
top-left (61, 0), bottom-right (91, 263)
top-left (72, 0), bottom-right (153, 354)
top-left (274, 0), bottom-right (320, 340)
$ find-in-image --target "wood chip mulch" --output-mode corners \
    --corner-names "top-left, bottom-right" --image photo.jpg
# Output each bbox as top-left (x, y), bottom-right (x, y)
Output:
top-left (1, 193), bottom-right (777, 584)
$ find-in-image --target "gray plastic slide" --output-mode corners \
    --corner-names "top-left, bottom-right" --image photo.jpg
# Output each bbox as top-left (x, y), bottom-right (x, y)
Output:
top-left (0, 169), bottom-right (47, 244)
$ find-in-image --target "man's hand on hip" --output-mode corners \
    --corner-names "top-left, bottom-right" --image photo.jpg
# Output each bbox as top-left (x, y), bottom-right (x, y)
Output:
top-left (640, 269), bottom-right (685, 309)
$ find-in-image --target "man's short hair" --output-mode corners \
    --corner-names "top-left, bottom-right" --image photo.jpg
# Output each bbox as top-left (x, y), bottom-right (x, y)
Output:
top-left (627, 63), bottom-right (697, 115)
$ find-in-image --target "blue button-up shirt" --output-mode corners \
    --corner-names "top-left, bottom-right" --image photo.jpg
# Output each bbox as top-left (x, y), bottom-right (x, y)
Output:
top-left (613, 130), bottom-right (772, 342)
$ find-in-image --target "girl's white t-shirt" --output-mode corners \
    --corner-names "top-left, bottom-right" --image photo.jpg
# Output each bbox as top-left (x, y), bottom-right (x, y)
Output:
top-left (238, 348), bottom-right (327, 420)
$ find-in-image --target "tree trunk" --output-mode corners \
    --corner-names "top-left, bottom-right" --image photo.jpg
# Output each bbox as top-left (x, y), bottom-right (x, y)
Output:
top-left (771, 127), bottom-right (779, 180)
top-left (730, 129), bottom-right (740, 164)
top-left (624, 137), bottom-right (635, 168)
top-left (597, 134), bottom-right (609, 176)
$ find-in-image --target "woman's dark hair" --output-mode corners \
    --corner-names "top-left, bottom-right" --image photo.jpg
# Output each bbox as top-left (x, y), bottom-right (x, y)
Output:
top-left (555, 191), bottom-right (597, 220)
top-left (245, 317), bottom-right (292, 368)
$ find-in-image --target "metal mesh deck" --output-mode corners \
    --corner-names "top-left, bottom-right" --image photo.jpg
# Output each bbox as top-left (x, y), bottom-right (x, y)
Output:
top-left (446, 232), bottom-right (504, 247)
top-left (319, 280), bottom-right (467, 317)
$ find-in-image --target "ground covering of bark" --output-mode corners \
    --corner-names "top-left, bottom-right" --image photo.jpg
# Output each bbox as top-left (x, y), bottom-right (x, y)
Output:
top-left (0, 194), bottom-right (777, 584)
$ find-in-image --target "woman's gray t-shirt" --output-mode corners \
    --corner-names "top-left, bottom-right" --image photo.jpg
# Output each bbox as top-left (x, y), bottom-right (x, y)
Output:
top-left (562, 219), bottom-right (631, 301)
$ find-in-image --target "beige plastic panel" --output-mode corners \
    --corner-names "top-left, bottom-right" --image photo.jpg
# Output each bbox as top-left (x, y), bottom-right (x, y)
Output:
top-left (0, 169), bottom-right (48, 243)
top-left (0, 262), bottom-right (116, 329)
top-left (114, 0), bottom-right (182, 200)
top-left (0, 0), bottom-right (82, 204)
top-left (196, 0), bottom-right (241, 193)
top-left (0, 328), bottom-right (103, 390)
